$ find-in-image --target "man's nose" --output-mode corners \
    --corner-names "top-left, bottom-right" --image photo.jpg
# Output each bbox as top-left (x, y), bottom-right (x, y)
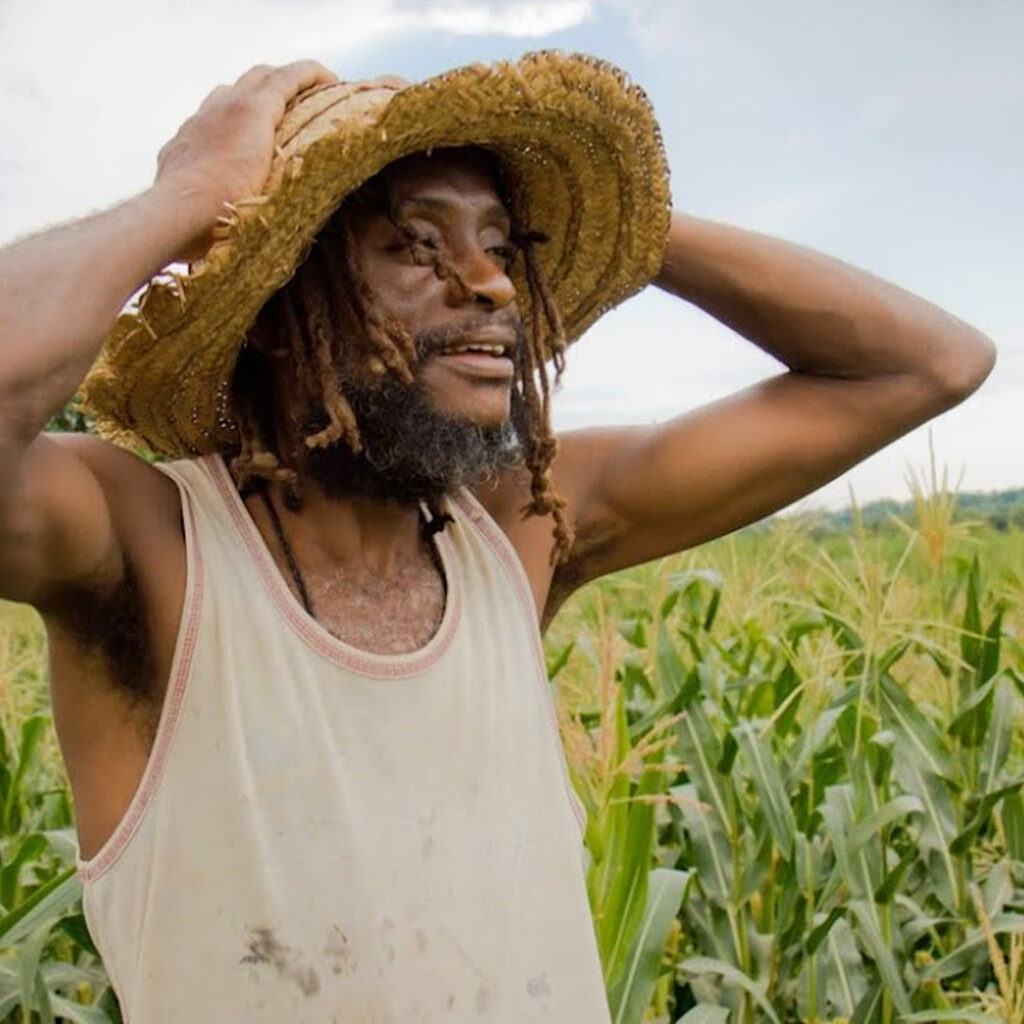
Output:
top-left (447, 247), bottom-right (516, 310)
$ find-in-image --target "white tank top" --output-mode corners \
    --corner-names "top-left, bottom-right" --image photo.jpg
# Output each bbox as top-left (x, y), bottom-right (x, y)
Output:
top-left (75, 454), bottom-right (611, 1023)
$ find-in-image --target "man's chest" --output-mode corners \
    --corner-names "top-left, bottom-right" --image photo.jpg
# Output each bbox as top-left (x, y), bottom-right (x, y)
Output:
top-left (301, 562), bottom-right (446, 655)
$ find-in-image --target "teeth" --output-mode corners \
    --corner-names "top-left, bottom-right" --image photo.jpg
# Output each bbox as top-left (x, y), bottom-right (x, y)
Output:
top-left (444, 344), bottom-right (507, 356)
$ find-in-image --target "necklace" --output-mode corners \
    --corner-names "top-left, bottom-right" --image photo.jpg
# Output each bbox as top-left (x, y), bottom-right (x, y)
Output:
top-left (258, 488), bottom-right (315, 615)
top-left (256, 487), bottom-right (449, 621)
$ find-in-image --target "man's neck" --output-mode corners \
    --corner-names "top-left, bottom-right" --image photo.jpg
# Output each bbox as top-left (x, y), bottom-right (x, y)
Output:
top-left (248, 473), bottom-right (432, 576)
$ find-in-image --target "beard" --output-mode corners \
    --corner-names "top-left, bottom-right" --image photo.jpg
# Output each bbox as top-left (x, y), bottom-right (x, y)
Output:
top-left (297, 315), bottom-right (528, 507)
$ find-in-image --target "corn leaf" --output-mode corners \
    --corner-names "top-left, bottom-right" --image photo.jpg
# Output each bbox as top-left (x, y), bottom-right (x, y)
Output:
top-left (609, 868), bottom-right (690, 1024)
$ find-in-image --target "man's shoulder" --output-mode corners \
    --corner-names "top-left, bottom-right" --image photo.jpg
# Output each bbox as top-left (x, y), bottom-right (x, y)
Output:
top-left (48, 432), bottom-right (176, 498)
top-left (49, 432), bottom-right (187, 538)
top-left (39, 433), bottom-right (186, 624)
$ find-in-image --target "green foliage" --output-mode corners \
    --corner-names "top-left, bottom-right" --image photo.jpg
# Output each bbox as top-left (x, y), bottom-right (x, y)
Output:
top-left (0, 714), bottom-right (118, 1022)
top-left (43, 398), bottom-right (93, 436)
top-left (548, 504), bottom-right (1024, 1022)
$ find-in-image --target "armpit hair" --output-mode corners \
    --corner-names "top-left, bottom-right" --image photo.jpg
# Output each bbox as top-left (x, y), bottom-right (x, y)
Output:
top-left (46, 560), bottom-right (160, 747)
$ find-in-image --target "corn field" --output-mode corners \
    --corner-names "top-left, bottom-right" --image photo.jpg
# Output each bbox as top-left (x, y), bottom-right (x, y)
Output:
top-left (0, 465), bottom-right (1022, 1022)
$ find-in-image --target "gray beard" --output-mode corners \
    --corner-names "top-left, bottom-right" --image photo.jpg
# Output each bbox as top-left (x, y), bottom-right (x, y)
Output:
top-left (298, 318), bottom-right (528, 507)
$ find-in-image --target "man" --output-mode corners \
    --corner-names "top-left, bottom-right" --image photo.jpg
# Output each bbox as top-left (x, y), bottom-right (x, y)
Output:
top-left (0, 53), bottom-right (995, 1022)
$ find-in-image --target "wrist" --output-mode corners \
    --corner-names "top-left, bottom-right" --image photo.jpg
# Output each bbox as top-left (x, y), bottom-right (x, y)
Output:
top-left (144, 176), bottom-right (226, 265)
top-left (653, 210), bottom-right (695, 292)
top-left (653, 212), bottom-right (744, 302)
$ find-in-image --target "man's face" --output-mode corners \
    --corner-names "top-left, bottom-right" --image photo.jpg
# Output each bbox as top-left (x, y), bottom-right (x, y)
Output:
top-left (288, 148), bottom-right (529, 506)
top-left (342, 149), bottom-right (522, 430)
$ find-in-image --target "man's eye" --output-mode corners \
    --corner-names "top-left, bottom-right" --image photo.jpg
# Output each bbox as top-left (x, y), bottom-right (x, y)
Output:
top-left (488, 244), bottom-right (515, 268)
top-left (385, 234), bottom-right (440, 254)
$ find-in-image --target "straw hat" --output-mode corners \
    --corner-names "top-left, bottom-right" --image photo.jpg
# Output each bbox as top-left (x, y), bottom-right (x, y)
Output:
top-left (80, 50), bottom-right (672, 457)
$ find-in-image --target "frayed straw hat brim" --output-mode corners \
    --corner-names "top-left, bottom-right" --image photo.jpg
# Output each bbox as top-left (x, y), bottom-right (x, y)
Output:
top-left (81, 50), bottom-right (671, 457)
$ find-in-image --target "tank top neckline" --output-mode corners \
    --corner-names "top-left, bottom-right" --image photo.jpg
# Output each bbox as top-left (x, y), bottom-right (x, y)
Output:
top-left (203, 453), bottom-right (464, 679)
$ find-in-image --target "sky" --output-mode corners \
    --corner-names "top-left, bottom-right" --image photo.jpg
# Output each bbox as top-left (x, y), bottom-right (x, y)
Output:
top-left (1, 0), bottom-right (1021, 514)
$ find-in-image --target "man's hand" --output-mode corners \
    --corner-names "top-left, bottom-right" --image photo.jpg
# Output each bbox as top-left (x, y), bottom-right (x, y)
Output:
top-left (154, 60), bottom-right (339, 263)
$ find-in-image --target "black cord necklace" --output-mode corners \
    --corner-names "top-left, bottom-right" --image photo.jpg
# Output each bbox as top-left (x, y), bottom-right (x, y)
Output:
top-left (256, 486), bottom-right (450, 621)
top-left (259, 488), bottom-right (316, 616)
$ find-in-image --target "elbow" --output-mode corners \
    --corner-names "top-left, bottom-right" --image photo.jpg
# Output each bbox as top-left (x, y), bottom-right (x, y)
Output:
top-left (929, 329), bottom-right (997, 403)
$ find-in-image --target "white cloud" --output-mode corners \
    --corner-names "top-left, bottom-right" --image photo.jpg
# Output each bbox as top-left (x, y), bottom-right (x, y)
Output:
top-left (411, 0), bottom-right (594, 36)
top-left (0, 0), bottom-right (414, 242)
top-left (603, 0), bottom-right (690, 54)
top-left (0, 0), bottom-right (602, 244)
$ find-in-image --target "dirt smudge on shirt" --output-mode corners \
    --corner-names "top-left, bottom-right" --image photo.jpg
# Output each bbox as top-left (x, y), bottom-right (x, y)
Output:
top-left (527, 972), bottom-right (551, 997)
top-left (240, 925), bottom-right (321, 997)
top-left (323, 924), bottom-right (358, 977)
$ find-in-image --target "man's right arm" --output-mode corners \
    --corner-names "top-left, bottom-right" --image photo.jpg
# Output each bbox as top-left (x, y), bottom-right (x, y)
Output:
top-left (0, 185), bottom-right (212, 607)
top-left (0, 59), bottom-right (339, 610)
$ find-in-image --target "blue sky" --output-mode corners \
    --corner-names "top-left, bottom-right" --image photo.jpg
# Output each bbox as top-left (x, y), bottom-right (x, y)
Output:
top-left (1, 0), bottom-right (1020, 511)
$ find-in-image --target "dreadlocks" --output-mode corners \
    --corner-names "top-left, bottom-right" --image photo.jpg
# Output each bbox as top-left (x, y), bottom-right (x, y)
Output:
top-left (229, 147), bottom-right (574, 565)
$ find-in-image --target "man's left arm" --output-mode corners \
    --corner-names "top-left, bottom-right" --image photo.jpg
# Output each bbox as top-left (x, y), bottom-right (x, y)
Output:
top-left (547, 211), bottom-right (997, 607)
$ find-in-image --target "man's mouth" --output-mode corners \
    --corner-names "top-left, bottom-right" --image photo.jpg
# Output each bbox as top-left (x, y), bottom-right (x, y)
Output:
top-left (434, 325), bottom-right (517, 380)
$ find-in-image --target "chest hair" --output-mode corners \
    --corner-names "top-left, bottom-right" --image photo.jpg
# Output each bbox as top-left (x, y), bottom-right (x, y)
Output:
top-left (301, 554), bottom-right (446, 655)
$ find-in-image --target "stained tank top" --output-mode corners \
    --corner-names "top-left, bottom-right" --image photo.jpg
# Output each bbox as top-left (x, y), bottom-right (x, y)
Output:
top-left (74, 454), bottom-right (611, 1023)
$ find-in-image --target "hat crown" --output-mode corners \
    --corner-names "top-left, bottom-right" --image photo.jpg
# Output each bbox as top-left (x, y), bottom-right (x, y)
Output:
top-left (267, 78), bottom-right (405, 193)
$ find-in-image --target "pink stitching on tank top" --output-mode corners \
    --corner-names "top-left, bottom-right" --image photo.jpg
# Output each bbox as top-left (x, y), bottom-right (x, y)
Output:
top-left (453, 490), bottom-right (588, 838)
top-left (77, 468), bottom-right (205, 884)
